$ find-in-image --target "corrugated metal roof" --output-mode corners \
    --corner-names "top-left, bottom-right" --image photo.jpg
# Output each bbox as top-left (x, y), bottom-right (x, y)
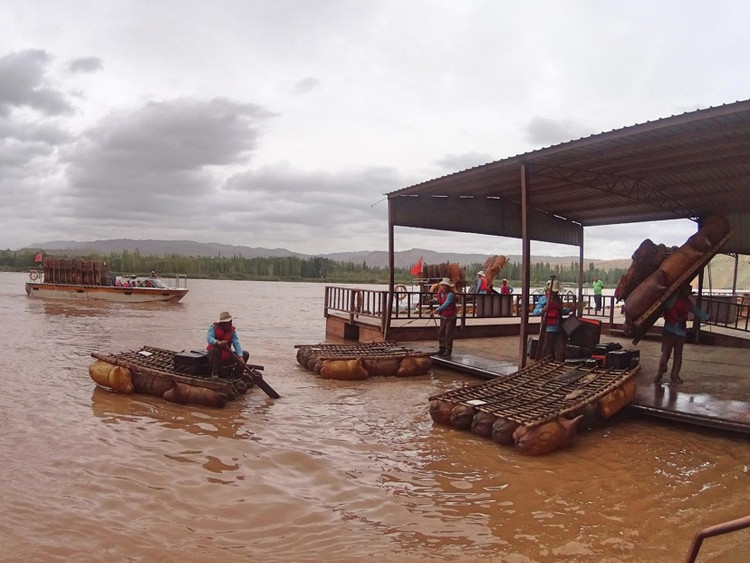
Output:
top-left (388, 99), bottom-right (750, 253)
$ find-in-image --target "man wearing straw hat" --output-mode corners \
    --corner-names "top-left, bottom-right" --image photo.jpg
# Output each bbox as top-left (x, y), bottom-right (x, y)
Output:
top-left (475, 270), bottom-right (488, 294)
top-left (207, 311), bottom-right (249, 378)
top-left (430, 278), bottom-right (457, 357)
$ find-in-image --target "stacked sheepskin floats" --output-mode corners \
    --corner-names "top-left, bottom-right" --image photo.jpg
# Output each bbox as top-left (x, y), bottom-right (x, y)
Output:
top-left (619, 215), bottom-right (731, 340)
top-left (296, 342), bottom-right (433, 380)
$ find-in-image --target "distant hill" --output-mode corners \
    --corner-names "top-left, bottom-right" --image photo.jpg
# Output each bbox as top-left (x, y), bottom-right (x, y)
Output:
top-left (24, 239), bottom-right (621, 269)
top-left (324, 248), bottom-right (634, 271)
top-left (21, 238), bottom-right (750, 288)
top-left (28, 239), bottom-right (305, 259)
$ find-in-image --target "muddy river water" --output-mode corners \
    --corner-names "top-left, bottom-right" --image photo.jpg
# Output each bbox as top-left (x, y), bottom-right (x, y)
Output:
top-left (1, 273), bottom-right (747, 561)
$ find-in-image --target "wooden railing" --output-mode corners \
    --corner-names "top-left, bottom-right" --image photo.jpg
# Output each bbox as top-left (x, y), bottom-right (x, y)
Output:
top-left (699, 294), bottom-right (750, 333)
top-left (324, 287), bottom-right (579, 325)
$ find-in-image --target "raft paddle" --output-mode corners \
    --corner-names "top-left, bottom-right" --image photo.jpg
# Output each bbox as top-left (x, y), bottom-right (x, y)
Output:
top-left (231, 351), bottom-right (280, 399)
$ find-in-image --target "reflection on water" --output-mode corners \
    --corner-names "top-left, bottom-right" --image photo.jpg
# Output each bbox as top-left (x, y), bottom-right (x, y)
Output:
top-left (1, 272), bottom-right (748, 561)
top-left (89, 387), bottom-right (258, 441)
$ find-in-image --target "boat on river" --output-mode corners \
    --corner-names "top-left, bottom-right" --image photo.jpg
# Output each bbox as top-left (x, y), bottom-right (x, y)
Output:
top-left (25, 257), bottom-right (188, 303)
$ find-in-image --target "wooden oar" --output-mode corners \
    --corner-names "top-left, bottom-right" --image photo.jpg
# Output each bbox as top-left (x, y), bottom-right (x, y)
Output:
top-left (230, 351), bottom-right (280, 399)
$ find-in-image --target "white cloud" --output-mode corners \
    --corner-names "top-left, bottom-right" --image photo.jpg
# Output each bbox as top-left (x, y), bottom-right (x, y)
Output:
top-left (0, 1), bottom-right (748, 257)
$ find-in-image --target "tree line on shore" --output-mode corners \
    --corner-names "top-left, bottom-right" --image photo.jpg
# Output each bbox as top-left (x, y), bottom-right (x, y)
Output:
top-left (1, 248), bottom-right (626, 286)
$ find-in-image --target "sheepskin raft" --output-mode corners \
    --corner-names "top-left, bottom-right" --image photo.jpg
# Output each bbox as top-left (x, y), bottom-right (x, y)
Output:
top-left (429, 358), bottom-right (640, 455)
top-left (90, 346), bottom-right (254, 408)
top-left (295, 342), bottom-right (433, 380)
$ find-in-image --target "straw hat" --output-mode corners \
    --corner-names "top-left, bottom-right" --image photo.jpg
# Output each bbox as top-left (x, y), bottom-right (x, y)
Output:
top-left (546, 280), bottom-right (562, 293)
top-left (218, 311), bottom-right (233, 323)
top-left (439, 278), bottom-right (455, 287)
top-left (477, 270), bottom-right (485, 276)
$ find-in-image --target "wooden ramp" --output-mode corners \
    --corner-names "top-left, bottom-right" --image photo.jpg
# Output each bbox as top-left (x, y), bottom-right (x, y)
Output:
top-left (431, 352), bottom-right (518, 379)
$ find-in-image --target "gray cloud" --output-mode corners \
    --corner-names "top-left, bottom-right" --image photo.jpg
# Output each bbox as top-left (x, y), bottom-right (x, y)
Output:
top-left (60, 97), bottom-right (277, 230)
top-left (0, 49), bottom-right (73, 116)
top-left (67, 56), bottom-right (103, 73)
top-left (435, 152), bottom-right (495, 172)
top-left (218, 165), bottom-right (399, 245)
top-left (524, 116), bottom-right (591, 147)
top-left (291, 77), bottom-right (320, 95)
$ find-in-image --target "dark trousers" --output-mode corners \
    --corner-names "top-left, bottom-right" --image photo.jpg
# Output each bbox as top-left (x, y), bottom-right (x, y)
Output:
top-left (594, 294), bottom-right (602, 311)
top-left (657, 331), bottom-right (685, 379)
top-left (208, 348), bottom-right (249, 377)
top-left (438, 316), bottom-right (457, 353)
top-left (541, 329), bottom-right (566, 361)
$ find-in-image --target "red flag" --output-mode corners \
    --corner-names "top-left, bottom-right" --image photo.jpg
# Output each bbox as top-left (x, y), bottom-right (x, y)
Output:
top-left (410, 257), bottom-right (423, 276)
top-left (34, 252), bottom-right (43, 263)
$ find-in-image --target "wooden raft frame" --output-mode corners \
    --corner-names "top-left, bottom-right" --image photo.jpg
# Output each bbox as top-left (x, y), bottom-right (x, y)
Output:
top-left (91, 345), bottom-right (249, 399)
top-left (429, 358), bottom-right (640, 429)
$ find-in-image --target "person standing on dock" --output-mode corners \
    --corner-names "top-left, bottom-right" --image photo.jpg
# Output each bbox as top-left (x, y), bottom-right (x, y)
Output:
top-left (500, 279), bottom-right (512, 294)
top-left (474, 271), bottom-right (489, 294)
top-left (654, 284), bottom-right (709, 385)
top-left (593, 276), bottom-right (604, 313)
top-left (207, 311), bottom-right (249, 378)
top-left (539, 279), bottom-right (566, 361)
top-left (431, 278), bottom-right (457, 357)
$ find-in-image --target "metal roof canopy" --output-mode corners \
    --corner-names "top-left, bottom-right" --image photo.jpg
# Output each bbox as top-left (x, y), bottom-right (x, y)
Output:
top-left (384, 99), bottom-right (750, 364)
top-left (388, 98), bottom-right (750, 255)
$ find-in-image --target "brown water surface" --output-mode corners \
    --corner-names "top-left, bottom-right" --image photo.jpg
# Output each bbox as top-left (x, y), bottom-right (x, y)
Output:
top-left (1, 273), bottom-right (748, 561)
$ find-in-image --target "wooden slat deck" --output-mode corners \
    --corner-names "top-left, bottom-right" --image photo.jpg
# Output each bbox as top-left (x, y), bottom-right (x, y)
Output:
top-left (429, 358), bottom-right (639, 429)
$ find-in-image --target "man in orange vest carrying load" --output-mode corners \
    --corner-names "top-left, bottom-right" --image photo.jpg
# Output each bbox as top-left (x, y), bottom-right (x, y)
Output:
top-left (654, 284), bottom-right (709, 385)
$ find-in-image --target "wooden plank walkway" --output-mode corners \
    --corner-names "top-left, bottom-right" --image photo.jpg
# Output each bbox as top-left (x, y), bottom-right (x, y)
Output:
top-left (429, 335), bottom-right (750, 435)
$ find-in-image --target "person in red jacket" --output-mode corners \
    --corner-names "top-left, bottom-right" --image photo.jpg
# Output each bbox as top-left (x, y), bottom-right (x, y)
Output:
top-left (207, 311), bottom-right (249, 378)
top-left (654, 284), bottom-right (709, 384)
top-left (540, 280), bottom-right (566, 361)
top-left (430, 278), bottom-right (457, 357)
top-left (500, 279), bottom-right (512, 294)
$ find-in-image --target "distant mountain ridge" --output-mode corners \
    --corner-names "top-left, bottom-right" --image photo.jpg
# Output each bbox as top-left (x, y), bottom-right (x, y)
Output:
top-left (24, 238), bottom-right (630, 270)
top-left (22, 239), bottom-right (750, 288)
top-left (30, 239), bottom-right (305, 260)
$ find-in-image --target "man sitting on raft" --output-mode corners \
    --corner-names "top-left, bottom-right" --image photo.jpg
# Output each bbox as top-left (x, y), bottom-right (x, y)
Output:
top-left (207, 311), bottom-right (249, 378)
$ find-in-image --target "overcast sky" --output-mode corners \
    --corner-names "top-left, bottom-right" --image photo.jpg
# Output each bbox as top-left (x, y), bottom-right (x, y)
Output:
top-left (1, 1), bottom-right (748, 259)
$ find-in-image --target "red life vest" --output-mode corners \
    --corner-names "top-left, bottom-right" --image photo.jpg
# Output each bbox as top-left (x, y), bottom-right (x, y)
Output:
top-left (545, 296), bottom-right (562, 327)
top-left (664, 297), bottom-right (691, 325)
top-left (207, 322), bottom-right (235, 362)
top-left (437, 288), bottom-right (457, 318)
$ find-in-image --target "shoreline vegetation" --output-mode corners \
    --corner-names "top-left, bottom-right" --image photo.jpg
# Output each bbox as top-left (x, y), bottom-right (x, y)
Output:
top-left (2, 248), bottom-right (626, 286)
top-left (4, 248), bottom-right (748, 288)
